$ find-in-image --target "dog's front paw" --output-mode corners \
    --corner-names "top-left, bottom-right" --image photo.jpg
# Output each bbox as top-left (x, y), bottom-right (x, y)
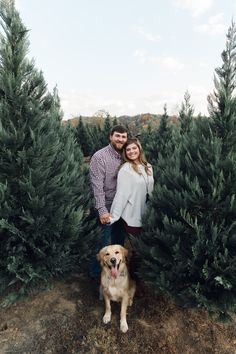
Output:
top-left (103, 313), bottom-right (111, 324)
top-left (120, 319), bottom-right (128, 333)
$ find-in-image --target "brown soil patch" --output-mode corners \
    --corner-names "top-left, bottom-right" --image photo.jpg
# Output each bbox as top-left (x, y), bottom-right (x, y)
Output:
top-left (0, 274), bottom-right (236, 354)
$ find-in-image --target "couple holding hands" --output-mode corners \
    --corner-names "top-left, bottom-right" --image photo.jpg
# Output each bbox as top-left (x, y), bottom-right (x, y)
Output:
top-left (89, 125), bottom-right (154, 278)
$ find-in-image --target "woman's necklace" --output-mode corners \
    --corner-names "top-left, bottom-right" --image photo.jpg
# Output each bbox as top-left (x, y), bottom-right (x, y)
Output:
top-left (140, 166), bottom-right (150, 203)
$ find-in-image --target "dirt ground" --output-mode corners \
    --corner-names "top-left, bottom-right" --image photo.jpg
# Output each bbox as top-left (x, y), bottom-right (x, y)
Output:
top-left (0, 273), bottom-right (236, 354)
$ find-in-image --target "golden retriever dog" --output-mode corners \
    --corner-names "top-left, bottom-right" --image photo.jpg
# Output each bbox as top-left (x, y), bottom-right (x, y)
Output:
top-left (97, 244), bottom-right (136, 333)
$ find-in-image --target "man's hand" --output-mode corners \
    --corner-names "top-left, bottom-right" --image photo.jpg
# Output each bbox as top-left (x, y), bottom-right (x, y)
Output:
top-left (100, 213), bottom-right (111, 225)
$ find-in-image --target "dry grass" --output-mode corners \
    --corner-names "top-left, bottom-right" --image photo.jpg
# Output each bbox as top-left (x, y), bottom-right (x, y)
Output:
top-left (0, 274), bottom-right (236, 354)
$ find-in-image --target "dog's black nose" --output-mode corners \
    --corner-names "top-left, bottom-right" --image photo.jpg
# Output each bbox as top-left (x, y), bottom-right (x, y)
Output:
top-left (110, 257), bottom-right (116, 265)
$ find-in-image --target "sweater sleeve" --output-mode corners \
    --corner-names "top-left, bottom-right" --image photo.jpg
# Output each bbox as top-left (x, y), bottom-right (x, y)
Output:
top-left (109, 167), bottom-right (131, 224)
top-left (148, 165), bottom-right (154, 196)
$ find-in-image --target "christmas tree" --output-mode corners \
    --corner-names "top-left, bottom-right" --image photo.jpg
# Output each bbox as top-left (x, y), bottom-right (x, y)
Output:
top-left (100, 113), bottom-right (112, 147)
top-left (179, 91), bottom-right (194, 135)
top-left (140, 104), bottom-right (175, 167)
top-left (75, 116), bottom-right (94, 157)
top-left (89, 123), bottom-right (103, 153)
top-left (135, 22), bottom-right (236, 319)
top-left (0, 0), bottom-right (98, 297)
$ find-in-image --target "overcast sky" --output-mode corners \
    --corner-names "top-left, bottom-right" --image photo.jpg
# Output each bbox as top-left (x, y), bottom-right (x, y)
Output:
top-left (16, 0), bottom-right (236, 119)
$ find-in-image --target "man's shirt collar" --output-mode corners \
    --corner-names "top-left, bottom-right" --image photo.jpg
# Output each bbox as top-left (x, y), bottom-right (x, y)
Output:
top-left (108, 143), bottom-right (122, 159)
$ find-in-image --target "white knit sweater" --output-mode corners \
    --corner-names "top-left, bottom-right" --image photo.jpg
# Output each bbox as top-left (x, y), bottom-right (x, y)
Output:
top-left (110, 162), bottom-right (154, 227)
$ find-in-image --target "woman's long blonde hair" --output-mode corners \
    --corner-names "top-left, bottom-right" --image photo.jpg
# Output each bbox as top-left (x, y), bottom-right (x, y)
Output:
top-left (122, 138), bottom-right (152, 175)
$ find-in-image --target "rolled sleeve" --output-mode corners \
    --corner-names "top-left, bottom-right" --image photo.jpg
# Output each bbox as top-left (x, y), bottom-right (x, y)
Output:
top-left (89, 155), bottom-right (108, 215)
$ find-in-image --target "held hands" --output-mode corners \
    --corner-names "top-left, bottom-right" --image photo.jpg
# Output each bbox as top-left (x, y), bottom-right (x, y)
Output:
top-left (99, 213), bottom-right (112, 225)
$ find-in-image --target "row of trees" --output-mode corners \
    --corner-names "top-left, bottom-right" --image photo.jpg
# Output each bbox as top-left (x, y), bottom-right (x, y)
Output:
top-left (75, 93), bottom-right (195, 159)
top-left (75, 115), bottom-right (119, 157)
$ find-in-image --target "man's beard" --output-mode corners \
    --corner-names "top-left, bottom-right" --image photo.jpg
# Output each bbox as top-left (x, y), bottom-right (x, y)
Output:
top-left (111, 141), bottom-right (124, 152)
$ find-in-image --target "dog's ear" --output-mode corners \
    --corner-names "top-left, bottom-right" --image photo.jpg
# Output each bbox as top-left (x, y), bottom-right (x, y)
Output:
top-left (97, 246), bottom-right (107, 263)
top-left (121, 246), bottom-right (128, 259)
top-left (96, 252), bottom-right (101, 262)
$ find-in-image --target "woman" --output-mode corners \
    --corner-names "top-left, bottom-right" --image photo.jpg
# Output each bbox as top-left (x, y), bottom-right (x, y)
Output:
top-left (109, 138), bottom-right (154, 293)
top-left (109, 138), bottom-right (154, 235)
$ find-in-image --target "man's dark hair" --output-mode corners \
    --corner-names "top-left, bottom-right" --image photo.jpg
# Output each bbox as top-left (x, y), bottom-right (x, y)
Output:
top-left (110, 125), bottom-right (128, 136)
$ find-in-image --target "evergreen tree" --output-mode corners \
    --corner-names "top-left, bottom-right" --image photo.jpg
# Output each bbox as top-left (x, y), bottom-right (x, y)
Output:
top-left (113, 116), bottom-right (118, 126)
top-left (156, 104), bottom-right (175, 159)
top-left (0, 0), bottom-right (97, 296)
top-left (100, 113), bottom-right (112, 147)
top-left (179, 91), bottom-right (194, 135)
top-left (208, 22), bottom-right (236, 155)
top-left (89, 124), bottom-right (103, 154)
top-left (140, 104), bottom-right (175, 166)
top-left (135, 22), bottom-right (236, 319)
top-left (75, 116), bottom-right (94, 156)
top-left (140, 123), bottom-right (152, 153)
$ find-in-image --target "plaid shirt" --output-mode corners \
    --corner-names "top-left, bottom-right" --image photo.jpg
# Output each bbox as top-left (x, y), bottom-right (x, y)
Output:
top-left (89, 144), bottom-right (122, 216)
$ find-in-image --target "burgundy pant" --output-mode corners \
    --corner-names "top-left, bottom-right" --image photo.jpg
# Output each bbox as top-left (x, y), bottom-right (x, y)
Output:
top-left (122, 219), bottom-right (142, 280)
top-left (123, 221), bottom-right (142, 237)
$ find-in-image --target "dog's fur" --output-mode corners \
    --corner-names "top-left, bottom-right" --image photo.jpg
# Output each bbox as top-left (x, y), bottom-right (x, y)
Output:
top-left (97, 244), bottom-right (136, 333)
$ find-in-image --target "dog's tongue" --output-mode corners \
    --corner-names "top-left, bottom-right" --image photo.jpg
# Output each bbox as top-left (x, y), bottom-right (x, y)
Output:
top-left (111, 266), bottom-right (118, 279)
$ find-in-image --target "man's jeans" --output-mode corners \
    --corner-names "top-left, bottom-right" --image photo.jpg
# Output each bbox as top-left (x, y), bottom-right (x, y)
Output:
top-left (90, 218), bottom-right (126, 277)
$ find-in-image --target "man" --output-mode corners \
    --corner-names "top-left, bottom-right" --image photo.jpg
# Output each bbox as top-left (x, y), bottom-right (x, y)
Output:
top-left (89, 125), bottom-right (128, 277)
